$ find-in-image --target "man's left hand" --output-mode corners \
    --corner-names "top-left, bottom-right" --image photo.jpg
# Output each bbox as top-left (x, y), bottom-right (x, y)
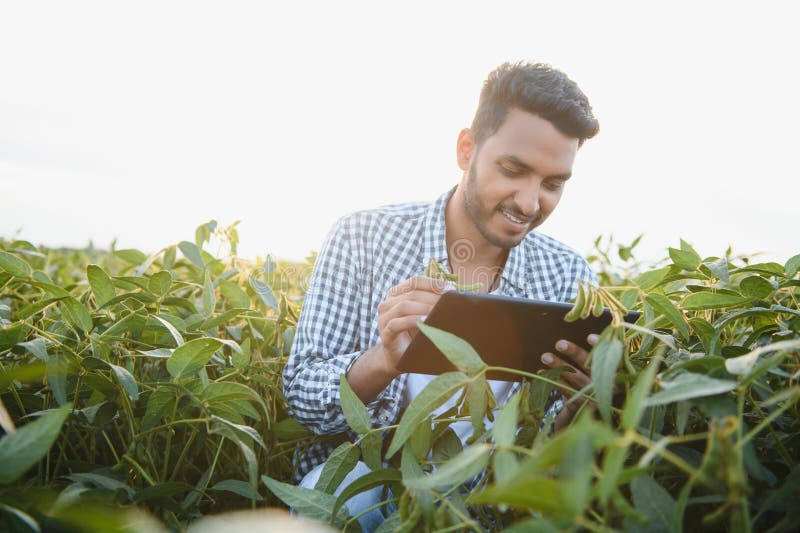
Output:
top-left (540, 333), bottom-right (600, 432)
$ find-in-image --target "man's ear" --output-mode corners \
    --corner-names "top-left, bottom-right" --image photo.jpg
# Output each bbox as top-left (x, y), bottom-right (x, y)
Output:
top-left (456, 128), bottom-right (476, 172)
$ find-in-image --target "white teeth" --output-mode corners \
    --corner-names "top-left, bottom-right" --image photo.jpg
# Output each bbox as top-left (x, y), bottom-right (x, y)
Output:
top-left (502, 209), bottom-right (526, 224)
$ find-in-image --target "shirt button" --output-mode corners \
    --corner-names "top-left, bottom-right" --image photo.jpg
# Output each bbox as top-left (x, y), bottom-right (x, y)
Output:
top-left (378, 415), bottom-right (388, 423)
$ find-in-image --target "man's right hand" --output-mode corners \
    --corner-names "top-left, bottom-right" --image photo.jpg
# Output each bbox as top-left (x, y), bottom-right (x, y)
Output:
top-left (377, 276), bottom-right (453, 371)
top-left (346, 276), bottom-right (452, 404)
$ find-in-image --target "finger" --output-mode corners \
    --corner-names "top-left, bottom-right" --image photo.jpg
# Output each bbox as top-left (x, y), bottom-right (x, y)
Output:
top-left (387, 276), bottom-right (453, 297)
top-left (554, 339), bottom-right (590, 370)
top-left (379, 289), bottom-right (443, 313)
top-left (377, 300), bottom-right (434, 331)
top-left (381, 314), bottom-right (426, 340)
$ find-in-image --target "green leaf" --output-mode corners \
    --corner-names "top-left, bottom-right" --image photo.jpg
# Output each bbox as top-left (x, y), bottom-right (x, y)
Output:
top-left (339, 374), bottom-right (372, 435)
top-left (468, 476), bottom-right (567, 515)
top-left (332, 468), bottom-right (401, 521)
top-left (493, 449), bottom-right (519, 486)
top-left (148, 270), bottom-right (172, 298)
top-left (210, 479), bottom-right (263, 501)
top-left (66, 472), bottom-right (134, 498)
top-left (492, 391), bottom-right (520, 448)
top-left (195, 220), bottom-right (217, 248)
top-left (134, 482), bottom-right (193, 503)
top-left (724, 339), bottom-right (800, 377)
top-left (61, 297), bottom-right (93, 332)
top-left (114, 248), bottom-right (147, 265)
top-left (46, 354), bottom-right (67, 406)
top-left (387, 372), bottom-right (470, 458)
top-left (18, 296), bottom-right (66, 320)
top-left (668, 246), bottom-right (701, 271)
top-left (163, 245), bottom-right (177, 269)
top-left (315, 442), bottom-right (360, 494)
top-left (597, 445), bottom-right (629, 505)
top-left (629, 475), bottom-right (674, 533)
top-left (591, 329), bottom-right (623, 423)
top-left (362, 431), bottom-right (383, 472)
top-left (17, 337), bottom-right (48, 361)
top-left (502, 518), bottom-right (560, 533)
top-left (251, 278), bottom-right (278, 310)
top-left (271, 417), bottom-right (312, 440)
top-left (202, 381), bottom-right (264, 407)
top-left (87, 265), bottom-right (115, 307)
top-left (211, 424), bottom-right (259, 499)
top-left (0, 251), bottom-right (32, 278)
top-left (405, 443), bottom-right (490, 490)
top-left (152, 315), bottom-right (185, 346)
top-left (178, 241), bottom-right (205, 268)
top-left (0, 503), bottom-right (40, 531)
top-left (262, 475), bottom-right (348, 526)
top-left (647, 373), bottom-right (738, 406)
top-left (409, 418), bottom-right (432, 461)
top-left (705, 257), bottom-right (730, 282)
top-left (635, 267), bottom-right (669, 291)
top-left (142, 388), bottom-right (176, 431)
top-left (417, 323), bottom-right (486, 375)
top-left (645, 294), bottom-right (690, 341)
top-left (211, 415), bottom-right (266, 450)
top-left (0, 407), bottom-right (70, 484)
top-left (682, 292), bottom-right (750, 310)
top-left (231, 337), bottom-right (251, 368)
top-left (219, 279), bottom-right (250, 309)
top-left (166, 338), bottom-right (221, 379)
top-left (202, 270), bottom-right (215, 316)
top-left (738, 275), bottom-right (775, 299)
top-left (108, 363), bottom-right (139, 401)
top-left (200, 308), bottom-right (252, 331)
top-left (467, 375), bottom-right (487, 440)
top-left (785, 254), bottom-right (800, 278)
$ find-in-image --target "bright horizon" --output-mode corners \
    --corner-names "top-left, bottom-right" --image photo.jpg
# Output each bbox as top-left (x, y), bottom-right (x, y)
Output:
top-left (2, 1), bottom-right (798, 267)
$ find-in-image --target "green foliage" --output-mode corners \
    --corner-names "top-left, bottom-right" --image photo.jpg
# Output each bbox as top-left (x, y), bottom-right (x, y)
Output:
top-left (1, 229), bottom-right (798, 531)
top-left (0, 224), bottom-right (313, 530)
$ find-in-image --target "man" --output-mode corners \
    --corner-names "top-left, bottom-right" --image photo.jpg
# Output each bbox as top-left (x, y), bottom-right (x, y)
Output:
top-left (282, 61), bottom-right (600, 526)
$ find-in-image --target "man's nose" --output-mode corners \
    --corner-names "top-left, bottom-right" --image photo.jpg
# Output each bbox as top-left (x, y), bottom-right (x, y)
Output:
top-left (514, 179), bottom-right (540, 217)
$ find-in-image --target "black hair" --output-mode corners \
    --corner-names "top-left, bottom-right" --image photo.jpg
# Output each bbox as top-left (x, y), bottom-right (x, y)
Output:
top-left (470, 61), bottom-right (599, 146)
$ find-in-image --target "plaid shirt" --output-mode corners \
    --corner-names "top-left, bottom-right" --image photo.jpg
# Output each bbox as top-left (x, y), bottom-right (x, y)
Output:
top-left (282, 187), bottom-right (597, 480)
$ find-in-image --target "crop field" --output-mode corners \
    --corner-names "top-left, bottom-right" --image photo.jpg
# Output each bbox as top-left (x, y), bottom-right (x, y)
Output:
top-left (1, 222), bottom-right (798, 532)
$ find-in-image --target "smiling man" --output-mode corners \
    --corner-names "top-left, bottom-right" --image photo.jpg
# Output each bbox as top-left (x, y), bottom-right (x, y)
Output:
top-left (282, 61), bottom-right (600, 530)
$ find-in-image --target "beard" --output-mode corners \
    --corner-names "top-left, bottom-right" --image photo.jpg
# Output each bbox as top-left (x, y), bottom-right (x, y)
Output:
top-left (463, 162), bottom-right (540, 249)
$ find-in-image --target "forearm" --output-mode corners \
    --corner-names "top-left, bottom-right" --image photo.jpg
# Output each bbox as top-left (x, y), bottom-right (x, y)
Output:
top-left (345, 343), bottom-right (401, 404)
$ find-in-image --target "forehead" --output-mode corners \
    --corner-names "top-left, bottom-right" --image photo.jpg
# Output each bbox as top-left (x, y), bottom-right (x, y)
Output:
top-left (480, 108), bottom-right (579, 173)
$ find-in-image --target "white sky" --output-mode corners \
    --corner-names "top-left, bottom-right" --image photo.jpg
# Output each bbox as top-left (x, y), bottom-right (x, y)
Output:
top-left (1, 1), bottom-right (798, 266)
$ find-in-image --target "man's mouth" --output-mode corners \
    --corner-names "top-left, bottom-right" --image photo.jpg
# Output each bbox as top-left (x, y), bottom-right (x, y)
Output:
top-left (500, 207), bottom-right (534, 226)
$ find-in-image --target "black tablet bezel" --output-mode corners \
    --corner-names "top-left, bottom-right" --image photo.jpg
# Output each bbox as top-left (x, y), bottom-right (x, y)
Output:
top-left (396, 291), bottom-right (639, 381)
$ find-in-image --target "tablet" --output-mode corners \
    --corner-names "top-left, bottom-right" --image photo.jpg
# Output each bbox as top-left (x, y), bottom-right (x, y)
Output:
top-left (396, 291), bottom-right (639, 381)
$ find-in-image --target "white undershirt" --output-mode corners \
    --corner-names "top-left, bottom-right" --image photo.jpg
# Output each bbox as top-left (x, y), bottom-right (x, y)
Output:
top-left (401, 373), bottom-right (515, 445)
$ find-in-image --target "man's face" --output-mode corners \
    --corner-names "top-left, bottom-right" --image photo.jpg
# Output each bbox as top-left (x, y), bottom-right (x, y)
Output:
top-left (461, 108), bottom-right (579, 249)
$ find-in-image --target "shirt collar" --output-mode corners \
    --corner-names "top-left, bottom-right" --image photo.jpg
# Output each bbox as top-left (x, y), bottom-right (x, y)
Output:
top-left (421, 187), bottom-right (453, 267)
top-left (421, 187), bottom-right (534, 294)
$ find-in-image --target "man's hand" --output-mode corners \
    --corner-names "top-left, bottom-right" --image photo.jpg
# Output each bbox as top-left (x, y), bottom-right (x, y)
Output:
top-left (346, 276), bottom-right (452, 404)
top-left (540, 333), bottom-right (600, 432)
top-left (376, 276), bottom-right (452, 371)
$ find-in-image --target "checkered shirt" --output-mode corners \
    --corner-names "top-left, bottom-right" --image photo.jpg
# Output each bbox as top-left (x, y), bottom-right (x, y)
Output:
top-left (282, 187), bottom-right (598, 480)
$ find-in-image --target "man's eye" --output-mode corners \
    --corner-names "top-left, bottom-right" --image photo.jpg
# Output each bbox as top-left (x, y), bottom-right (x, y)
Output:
top-left (498, 164), bottom-right (521, 177)
top-left (545, 181), bottom-right (564, 191)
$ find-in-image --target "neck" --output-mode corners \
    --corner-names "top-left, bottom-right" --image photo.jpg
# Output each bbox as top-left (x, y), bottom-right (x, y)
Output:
top-left (444, 185), bottom-right (509, 271)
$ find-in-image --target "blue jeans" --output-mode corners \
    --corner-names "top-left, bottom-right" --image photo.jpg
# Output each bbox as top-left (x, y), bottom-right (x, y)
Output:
top-left (299, 460), bottom-right (395, 532)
